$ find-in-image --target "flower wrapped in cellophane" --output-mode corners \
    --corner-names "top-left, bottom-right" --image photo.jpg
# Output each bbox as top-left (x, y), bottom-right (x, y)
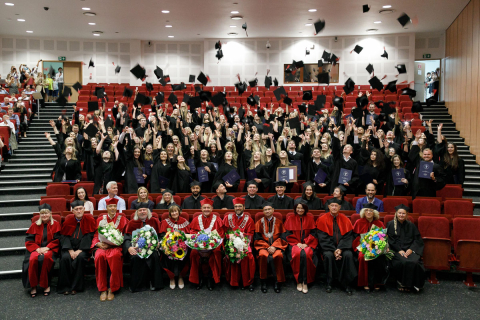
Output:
top-left (186, 229), bottom-right (222, 253)
top-left (131, 225), bottom-right (159, 259)
top-left (357, 225), bottom-right (394, 261)
top-left (98, 220), bottom-right (124, 246)
top-left (160, 228), bottom-right (188, 260)
top-left (224, 230), bottom-right (250, 264)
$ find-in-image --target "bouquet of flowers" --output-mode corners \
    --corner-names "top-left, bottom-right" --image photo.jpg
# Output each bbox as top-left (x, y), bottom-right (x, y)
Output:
top-left (224, 230), bottom-right (250, 263)
top-left (160, 228), bottom-right (188, 260)
top-left (98, 220), bottom-right (124, 246)
top-left (357, 225), bottom-right (394, 261)
top-left (131, 225), bottom-right (159, 259)
top-left (186, 229), bottom-right (223, 253)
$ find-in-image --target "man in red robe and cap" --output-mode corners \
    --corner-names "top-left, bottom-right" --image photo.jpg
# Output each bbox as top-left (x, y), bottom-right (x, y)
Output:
top-left (188, 198), bottom-right (224, 290)
top-left (316, 198), bottom-right (357, 295)
top-left (223, 197), bottom-right (256, 291)
top-left (91, 197), bottom-right (128, 301)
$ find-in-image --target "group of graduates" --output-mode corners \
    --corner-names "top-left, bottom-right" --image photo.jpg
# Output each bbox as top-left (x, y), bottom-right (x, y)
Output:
top-left (22, 180), bottom-right (425, 299)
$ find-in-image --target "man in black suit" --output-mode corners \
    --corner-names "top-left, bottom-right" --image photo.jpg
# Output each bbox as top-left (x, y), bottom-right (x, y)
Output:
top-left (268, 181), bottom-right (294, 209)
top-left (364, 102), bottom-right (379, 128)
top-left (411, 148), bottom-right (446, 198)
top-left (242, 180), bottom-right (266, 209)
top-left (329, 127), bottom-right (360, 195)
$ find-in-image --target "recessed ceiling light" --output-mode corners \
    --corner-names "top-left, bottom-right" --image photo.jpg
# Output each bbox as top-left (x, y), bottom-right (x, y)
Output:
top-left (231, 15), bottom-right (243, 20)
top-left (17, 18), bottom-right (25, 22)
top-left (366, 28), bottom-right (378, 33)
top-left (92, 31), bottom-right (103, 34)
top-left (26, 31), bottom-right (33, 33)
top-left (299, 32), bottom-right (302, 33)
top-left (228, 32), bottom-right (238, 36)
top-left (165, 25), bottom-right (172, 27)
top-left (93, 34), bottom-right (100, 36)
top-left (305, 23), bottom-right (312, 26)
top-left (88, 22), bottom-right (96, 25)
top-left (5, 3), bottom-right (14, 6)
top-left (82, 7), bottom-right (90, 10)
top-left (374, 21), bottom-right (382, 24)
top-left (161, 10), bottom-right (169, 13)
top-left (231, 10), bottom-right (239, 14)
top-left (168, 35), bottom-right (174, 38)
top-left (383, 5), bottom-right (392, 8)
top-left (230, 25), bottom-right (236, 28)
top-left (83, 12), bottom-right (96, 16)
top-left (308, 9), bottom-right (317, 12)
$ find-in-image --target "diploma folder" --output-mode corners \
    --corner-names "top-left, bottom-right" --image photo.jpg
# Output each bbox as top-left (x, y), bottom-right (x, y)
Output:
top-left (392, 169), bottom-right (405, 185)
top-left (276, 166), bottom-right (298, 183)
top-left (338, 168), bottom-right (352, 184)
top-left (223, 170), bottom-right (241, 185)
top-left (418, 161), bottom-right (433, 179)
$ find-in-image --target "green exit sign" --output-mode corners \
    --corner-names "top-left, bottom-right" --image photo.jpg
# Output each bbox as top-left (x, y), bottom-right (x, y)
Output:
top-left (423, 54), bottom-right (431, 58)
top-left (58, 56), bottom-right (66, 61)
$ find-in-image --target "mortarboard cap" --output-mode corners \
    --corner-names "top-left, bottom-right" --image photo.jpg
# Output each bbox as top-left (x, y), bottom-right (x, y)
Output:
top-left (72, 82), bottom-right (83, 92)
top-left (168, 92), bottom-right (178, 105)
top-left (88, 58), bottom-right (95, 68)
top-left (242, 22), bottom-right (248, 36)
top-left (343, 78), bottom-right (355, 95)
top-left (182, 93), bottom-right (190, 104)
top-left (115, 66), bottom-right (121, 74)
top-left (328, 197), bottom-right (342, 205)
top-left (294, 198), bottom-right (308, 207)
top-left (283, 95), bottom-right (293, 105)
top-left (265, 76), bottom-right (272, 89)
top-left (331, 54), bottom-right (339, 66)
top-left (358, 95), bottom-right (369, 108)
top-left (396, 64), bottom-right (407, 74)
top-left (48, 65), bottom-right (55, 77)
top-left (363, 4), bottom-right (370, 13)
top-left (162, 188), bottom-right (175, 195)
top-left (402, 88), bottom-right (416, 97)
top-left (366, 64), bottom-right (374, 74)
top-left (104, 117), bottom-right (114, 129)
top-left (246, 180), bottom-right (258, 188)
top-left (382, 102), bottom-right (397, 116)
top-left (146, 82), bottom-right (154, 92)
top-left (303, 90), bottom-right (313, 101)
top-left (172, 83), bottom-right (186, 91)
top-left (398, 13), bottom-right (411, 27)
top-left (385, 80), bottom-right (397, 93)
top-left (211, 92), bottom-right (225, 107)
top-left (352, 107), bottom-right (364, 119)
top-left (287, 117), bottom-right (300, 131)
top-left (216, 49), bottom-right (224, 61)
top-left (294, 60), bottom-right (305, 68)
top-left (318, 72), bottom-right (330, 85)
top-left (273, 78), bottom-right (278, 87)
top-left (261, 202), bottom-right (274, 209)
top-left (123, 87), bottom-right (133, 98)
top-left (411, 101), bottom-right (423, 113)
top-left (84, 124), bottom-right (99, 138)
top-left (248, 79), bottom-right (257, 88)
top-left (235, 81), bottom-right (248, 95)
top-left (154, 66), bottom-right (163, 79)
top-left (394, 204), bottom-right (410, 212)
top-left (318, 60), bottom-right (324, 67)
top-left (189, 96), bottom-right (202, 111)
top-left (62, 86), bottom-right (72, 97)
top-left (247, 94), bottom-right (257, 106)
top-left (137, 202), bottom-right (150, 209)
top-left (362, 203), bottom-right (378, 210)
top-left (71, 200), bottom-right (85, 209)
top-left (273, 86), bottom-right (287, 101)
top-left (130, 64), bottom-right (146, 80)
top-left (298, 103), bottom-right (306, 114)
top-left (189, 75), bottom-right (195, 83)
top-left (95, 87), bottom-right (106, 99)
top-left (381, 49), bottom-right (389, 59)
top-left (369, 76), bottom-right (384, 92)
top-left (274, 181), bottom-right (287, 187)
top-left (199, 91), bottom-right (212, 102)
top-left (314, 19), bottom-right (325, 34)
top-left (159, 78), bottom-right (167, 86)
top-left (315, 95), bottom-right (326, 109)
top-left (38, 203), bottom-right (52, 211)
top-left (88, 101), bottom-right (99, 112)
top-left (353, 45), bottom-right (363, 54)
top-left (190, 180), bottom-right (202, 188)
top-left (337, 185), bottom-right (348, 194)
top-left (322, 50), bottom-right (331, 62)
top-left (215, 40), bottom-right (222, 50)
top-left (333, 96), bottom-right (344, 109)
top-left (135, 93), bottom-right (148, 105)
top-left (56, 95), bottom-right (67, 106)
top-left (197, 72), bottom-right (209, 86)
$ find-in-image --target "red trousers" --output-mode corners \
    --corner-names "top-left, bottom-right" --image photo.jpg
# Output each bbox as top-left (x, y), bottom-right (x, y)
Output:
top-left (29, 251), bottom-right (55, 288)
top-left (189, 247), bottom-right (222, 284)
top-left (290, 246), bottom-right (316, 284)
top-left (258, 249), bottom-right (285, 282)
top-left (94, 247), bottom-right (123, 292)
top-left (225, 252), bottom-right (255, 287)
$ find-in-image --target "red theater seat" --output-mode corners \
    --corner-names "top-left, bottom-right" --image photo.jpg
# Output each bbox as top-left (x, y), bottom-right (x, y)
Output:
top-left (39, 198), bottom-right (67, 212)
top-left (383, 197), bottom-right (409, 213)
top-left (444, 200), bottom-right (474, 217)
top-left (412, 198), bottom-right (441, 215)
top-left (46, 184), bottom-right (71, 196)
top-left (453, 218), bottom-right (480, 286)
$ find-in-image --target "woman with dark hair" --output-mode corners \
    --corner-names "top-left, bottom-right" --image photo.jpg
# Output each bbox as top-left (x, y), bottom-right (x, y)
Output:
top-left (385, 154), bottom-right (411, 196)
top-left (360, 148), bottom-right (386, 191)
top-left (324, 185), bottom-right (354, 212)
top-left (436, 124), bottom-right (465, 185)
top-left (169, 155), bottom-right (192, 194)
top-left (194, 149), bottom-right (218, 193)
top-left (159, 204), bottom-right (190, 290)
top-left (301, 182), bottom-right (323, 210)
top-left (283, 199), bottom-right (318, 294)
top-left (72, 187), bottom-right (94, 213)
top-left (212, 151), bottom-right (240, 193)
top-left (118, 130), bottom-right (146, 194)
top-left (150, 135), bottom-right (173, 193)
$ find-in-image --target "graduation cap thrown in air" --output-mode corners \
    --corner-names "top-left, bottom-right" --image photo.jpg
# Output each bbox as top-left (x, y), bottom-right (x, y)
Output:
top-left (154, 66), bottom-right (163, 79)
top-left (385, 80), bottom-right (397, 93)
top-left (315, 95), bottom-right (326, 110)
top-left (366, 64), bottom-right (374, 74)
top-left (322, 50), bottom-right (331, 62)
top-left (318, 72), bottom-right (330, 85)
top-left (273, 86), bottom-right (287, 102)
top-left (123, 87), bottom-right (133, 98)
top-left (88, 58), bottom-right (95, 68)
top-left (283, 95), bottom-right (292, 105)
top-left (189, 75), bottom-right (195, 83)
top-left (273, 78), bottom-right (278, 87)
top-left (242, 23), bottom-right (248, 37)
top-left (303, 90), bottom-right (313, 101)
top-left (215, 40), bottom-right (222, 50)
top-left (95, 88), bottom-right (106, 99)
top-left (115, 66), bottom-right (121, 74)
top-left (130, 64), bottom-right (146, 80)
top-left (235, 81), bottom-right (248, 95)
top-left (353, 45), bottom-right (363, 54)
top-left (84, 124), bottom-right (99, 138)
top-left (197, 72), bottom-right (209, 86)
top-left (331, 54), bottom-right (339, 66)
top-left (343, 78), bottom-right (355, 95)
top-left (189, 96), bottom-right (202, 111)
top-left (333, 96), bottom-right (344, 110)
top-left (211, 92), bottom-right (225, 107)
top-left (397, 13), bottom-right (411, 27)
top-left (155, 92), bottom-right (165, 103)
top-left (369, 76), bottom-right (384, 92)
top-left (381, 49), bottom-right (389, 59)
top-left (248, 78), bottom-right (257, 88)
top-left (168, 92), bottom-right (178, 105)
top-left (48, 66), bottom-right (55, 77)
top-left (247, 94), bottom-right (259, 106)
top-left (402, 88), bottom-right (416, 97)
top-left (172, 83), bottom-right (186, 91)
top-left (318, 60), bottom-right (324, 67)
top-left (265, 76), bottom-right (272, 89)
top-left (294, 60), bottom-right (305, 69)
top-left (146, 82), bottom-right (154, 92)
top-left (88, 101), bottom-right (99, 112)
top-left (62, 86), bottom-right (72, 97)
top-left (135, 93), bottom-right (148, 105)
top-left (56, 95), bottom-right (67, 106)
top-left (216, 49), bottom-right (223, 61)
top-left (199, 91), bottom-right (212, 102)
top-left (72, 82), bottom-right (83, 92)
top-left (314, 19), bottom-right (325, 34)
top-left (396, 64), bottom-right (407, 74)
top-left (363, 4), bottom-right (370, 13)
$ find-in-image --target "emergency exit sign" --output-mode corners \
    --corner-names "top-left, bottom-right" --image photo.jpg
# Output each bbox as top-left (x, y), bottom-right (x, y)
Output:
top-left (58, 56), bottom-right (66, 61)
top-left (423, 54), bottom-right (431, 58)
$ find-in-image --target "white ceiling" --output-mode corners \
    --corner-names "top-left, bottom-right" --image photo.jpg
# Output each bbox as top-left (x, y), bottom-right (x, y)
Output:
top-left (0, 0), bottom-right (469, 41)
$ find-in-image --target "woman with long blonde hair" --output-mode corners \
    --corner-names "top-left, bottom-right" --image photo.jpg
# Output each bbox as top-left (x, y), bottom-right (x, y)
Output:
top-left (45, 132), bottom-right (81, 182)
top-left (169, 155), bottom-right (192, 193)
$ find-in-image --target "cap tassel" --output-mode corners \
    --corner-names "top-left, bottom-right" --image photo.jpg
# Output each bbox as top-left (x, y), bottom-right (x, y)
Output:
top-left (267, 69), bottom-right (270, 76)
top-left (381, 75), bottom-right (387, 80)
top-left (236, 73), bottom-right (241, 82)
top-left (207, 76), bottom-right (211, 83)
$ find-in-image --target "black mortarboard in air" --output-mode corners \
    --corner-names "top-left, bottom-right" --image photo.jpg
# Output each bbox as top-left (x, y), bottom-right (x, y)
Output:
top-left (331, 54), bottom-right (338, 66)
top-left (303, 90), bottom-right (313, 101)
top-left (352, 107), bottom-right (364, 119)
top-left (362, 203), bottom-right (378, 210)
top-left (56, 95), bottom-right (67, 106)
top-left (363, 4), bottom-right (370, 13)
top-left (242, 22), bottom-right (248, 36)
top-left (318, 72), bottom-right (330, 85)
top-left (62, 86), bottom-right (72, 97)
top-left (315, 95), bottom-right (326, 110)
top-left (115, 66), bottom-right (121, 74)
top-left (146, 82), bottom-right (154, 92)
top-left (95, 87), bottom-right (106, 99)
top-left (369, 76), bottom-right (384, 92)
top-left (333, 96), bottom-right (344, 110)
top-left (294, 60), bottom-right (304, 69)
top-left (273, 78), bottom-right (278, 87)
top-left (159, 78), bottom-right (167, 86)
top-left (283, 95), bottom-right (293, 105)
top-left (402, 88), bottom-right (416, 97)
top-left (189, 96), bottom-right (202, 111)
top-left (216, 49), bottom-right (223, 61)
top-left (397, 13), bottom-right (411, 27)
top-left (197, 72), bottom-right (209, 86)
top-left (381, 102), bottom-right (397, 116)
top-left (385, 80), bottom-right (397, 93)
top-left (168, 92), bottom-right (178, 105)
top-left (343, 78), bottom-right (355, 95)
top-left (247, 94), bottom-right (258, 106)
top-left (88, 101), bottom-right (99, 112)
top-left (182, 93), bottom-right (190, 104)
top-left (322, 50), bottom-right (331, 62)
top-left (411, 101), bottom-right (423, 113)
top-left (199, 91), bottom-right (212, 102)
top-left (314, 19), bottom-right (325, 34)
top-left (273, 86), bottom-right (287, 101)
top-left (265, 76), bottom-right (272, 89)
top-left (72, 82), bottom-right (82, 92)
top-left (248, 79), bottom-right (257, 88)
top-left (135, 93), bottom-right (148, 105)
top-left (394, 204), bottom-right (410, 212)
top-left (88, 58), bottom-right (95, 68)
top-left (211, 92), bottom-right (225, 107)
top-left (189, 75), bottom-right (195, 83)
top-left (123, 87), bottom-right (133, 98)
top-left (318, 60), bottom-right (324, 67)
top-left (84, 124), bottom-right (99, 138)
top-left (172, 83), bottom-right (186, 91)
top-left (154, 66), bottom-right (163, 79)
top-left (358, 95), bottom-right (369, 108)
top-left (353, 45), bottom-right (363, 54)
top-left (298, 103), bottom-right (306, 114)
top-left (366, 64), bottom-right (374, 74)
top-left (285, 64), bottom-right (294, 73)
top-left (396, 64), bottom-right (407, 74)
top-left (235, 82), bottom-right (248, 94)
top-left (215, 40), bottom-right (222, 50)
top-left (48, 65), bottom-right (55, 77)
top-left (381, 49), bottom-right (389, 59)
top-left (130, 64), bottom-right (146, 80)
top-left (155, 92), bottom-right (165, 103)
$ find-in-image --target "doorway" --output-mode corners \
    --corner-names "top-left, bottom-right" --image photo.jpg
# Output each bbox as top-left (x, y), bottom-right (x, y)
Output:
top-left (41, 61), bottom-right (83, 103)
top-left (414, 60), bottom-right (441, 102)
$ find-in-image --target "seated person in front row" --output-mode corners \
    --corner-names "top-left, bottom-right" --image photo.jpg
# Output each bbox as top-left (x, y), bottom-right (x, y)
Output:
top-left (130, 186), bottom-right (155, 210)
top-left (242, 180), bottom-right (266, 209)
top-left (97, 181), bottom-right (126, 212)
top-left (212, 181), bottom-right (234, 210)
top-left (268, 181), bottom-right (294, 210)
top-left (324, 185), bottom-right (354, 212)
top-left (57, 201), bottom-right (96, 295)
top-left (355, 183), bottom-right (384, 213)
top-left (181, 181), bottom-right (205, 209)
top-left (22, 204), bottom-right (61, 298)
top-left (155, 189), bottom-right (177, 209)
top-left (301, 182), bottom-right (323, 210)
top-left (386, 204), bottom-right (425, 292)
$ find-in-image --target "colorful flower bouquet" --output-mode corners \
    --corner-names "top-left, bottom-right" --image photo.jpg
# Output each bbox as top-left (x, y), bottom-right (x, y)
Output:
top-left (98, 220), bottom-right (124, 246)
top-left (224, 230), bottom-right (250, 263)
top-left (186, 229), bottom-right (223, 254)
top-left (132, 225), bottom-right (159, 259)
top-left (357, 225), bottom-right (394, 261)
top-left (160, 228), bottom-right (188, 260)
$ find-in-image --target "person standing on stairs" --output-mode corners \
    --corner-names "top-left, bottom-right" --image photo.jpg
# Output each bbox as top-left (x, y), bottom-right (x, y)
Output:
top-left (45, 131), bottom-right (81, 183)
top-left (435, 123), bottom-right (465, 186)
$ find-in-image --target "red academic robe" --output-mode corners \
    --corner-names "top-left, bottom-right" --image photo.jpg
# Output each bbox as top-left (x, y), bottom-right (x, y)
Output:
top-left (23, 221), bottom-right (61, 289)
top-left (353, 218), bottom-right (385, 287)
top-left (91, 213), bottom-right (129, 292)
top-left (159, 217), bottom-right (190, 279)
top-left (188, 213), bottom-right (224, 284)
top-left (284, 213), bottom-right (318, 284)
top-left (223, 213), bottom-right (256, 287)
top-left (254, 216), bottom-right (288, 282)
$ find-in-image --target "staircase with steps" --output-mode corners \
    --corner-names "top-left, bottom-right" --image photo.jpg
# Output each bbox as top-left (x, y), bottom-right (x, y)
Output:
top-left (0, 103), bottom-right (73, 278)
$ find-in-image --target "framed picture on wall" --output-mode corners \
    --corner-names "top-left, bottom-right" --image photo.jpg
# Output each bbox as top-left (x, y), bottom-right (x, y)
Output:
top-left (283, 63), bottom-right (339, 84)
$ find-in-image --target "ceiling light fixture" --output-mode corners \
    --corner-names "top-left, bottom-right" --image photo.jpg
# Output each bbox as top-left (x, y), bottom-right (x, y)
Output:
top-left (17, 18), bottom-right (25, 21)
top-left (308, 9), bottom-right (317, 12)
top-left (379, 9), bottom-right (395, 14)
top-left (231, 10), bottom-right (239, 14)
top-left (305, 23), bottom-right (312, 26)
top-left (165, 25), bottom-right (172, 27)
top-left (26, 31), bottom-right (33, 33)
top-left (231, 15), bottom-right (243, 20)
top-left (83, 12), bottom-right (96, 16)
top-left (5, 3), bottom-right (14, 6)
top-left (161, 10), bottom-right (169, 13)
top-left (88, 22), bottom-right (96, 25)
top-left (92, 31), bottom-right (103, 34)
top-left (82, 7), bottom-right (90, 10)
top-left (93, 34), bottom-right (100, 36)
top-left (228, 32), bottom-right (238, 36)
top-left (230, 25), bottom-right (236, 27)
top-left (382, 5), bottom-right (392, 8)
top-left (168, 35), bottom-right (174, 38)
top-left (366, 28), bottom-right (378, 33)
top-left (374, 21), bottom-right (382, 24)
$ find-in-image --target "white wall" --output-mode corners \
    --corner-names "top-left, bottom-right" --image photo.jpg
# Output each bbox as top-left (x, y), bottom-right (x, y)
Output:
top-left (203, 33), bottom-right (415, 88)
top-left (415, 32), bottom-right (445, 60)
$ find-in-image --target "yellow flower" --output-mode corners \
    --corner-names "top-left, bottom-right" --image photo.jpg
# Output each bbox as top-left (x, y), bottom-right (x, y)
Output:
top-left (174, 248), bottom-right (185, 259)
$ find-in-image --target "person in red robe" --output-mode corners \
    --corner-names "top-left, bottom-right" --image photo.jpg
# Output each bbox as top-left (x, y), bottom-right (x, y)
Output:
top-left (316, 198), bottom-right (357, 295)
top-left (159, 204), bottom-right (190, 290)
top-left (188, 198), bottom-right (224, 290)
top-left (254, 201), bottom-right (288, 293)
top-left (22, 204), bottom-right (61, 297)
top-left (91, 197), bottom-right (128, 301)
top-left (223, 197), bottom-right (256, 291)
top-left (352, 203), bottom-right (388, 292)
top-left (124, 202), bottom-right (163, 292)
top-left (57, 200), bottom-right (96, 294)
top-left (284, 199), bottom-right (318, 294)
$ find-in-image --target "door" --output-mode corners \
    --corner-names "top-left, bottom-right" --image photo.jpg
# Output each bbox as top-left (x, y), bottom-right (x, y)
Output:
top-left (63, 62), bottom-right (82, 103)
top-left (414, 62), bottom-right (426, 102)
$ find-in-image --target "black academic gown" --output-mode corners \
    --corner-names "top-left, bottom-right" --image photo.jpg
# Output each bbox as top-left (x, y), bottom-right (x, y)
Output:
top-left (385, 166), bottom-right (411, 196)
top-left (268, 195), bottom-right (294, 210)
top-left (195, 158), bottom-right (217, 193)
top-left (358, 163), bottom-right (386, 192)
top-left (303, 196), bottom-right (324, 210)
top-left (118, 137), bottom-right (145, 194)
top-left (243, 151), bottom-right (272, 193)
top-left (51, 143), bottom-right (82, 182)
top-left (181, 195), bottom-right (205, 210)
top-left (306, 160), bottom-right (331, 194)
top-left (409, 145), bottom-right (446, 198)
top-left (386, 220), bottom-right (425, 289)
top-left (82, 139), bottom-right (100, 182)
top-left (169, 159), bottom-right (193, 194)
top-left (330, 136), bottom-right (360, 195)
top-left (212, 162), bottom-right (240, 194)
top-left (213, 194), bottom-right (234, 210)
top-left (150, 150), bottom-right (173, 193)
top-left (435, 143), bottom-right (466, 186)
top-left (242, 194), bottom-right (266, 209)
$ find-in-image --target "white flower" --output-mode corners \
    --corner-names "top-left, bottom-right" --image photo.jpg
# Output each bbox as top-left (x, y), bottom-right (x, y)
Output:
top-left (145, 232), bottom-right (151, 237)
top-left (152, 240), bottom-right (157, 245)
top-left (147, 239), bottom-right (151, 244)
top-left (147, 250), bottom-right (153, 255)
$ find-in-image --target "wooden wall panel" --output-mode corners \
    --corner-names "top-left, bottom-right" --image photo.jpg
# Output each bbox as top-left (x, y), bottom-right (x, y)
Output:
top-left (445, 0), bottom-right (480, 160)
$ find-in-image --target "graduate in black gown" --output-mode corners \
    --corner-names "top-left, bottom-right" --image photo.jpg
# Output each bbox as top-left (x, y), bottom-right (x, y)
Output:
top-left (242, 180), bottom-right (266, 209)
top-left (316, 198), bottom-right (357, 295)
top-left (212, 181), bottom-right (234, 210)
top-left (169, 155), bottom-right (193, 194)
top-left (385, 154), bottom-right (411, 196)
top-left (329, 132), bottom-right (360, 195)
top-left (212, 151), bottom-right (240, 193)
top-left (118, 132), bottom-right (146, 194)
top-left (409, 147), bottom-right (446, 198)
top-left (386, 204), bottom-right (425, 292)
top-left (150, 148), bottom-right (173, 193)
top-left (181, 181), bottom-right (205, 209)
top-left (324, 185), bottom-right (355, 212)
top-left (57, 201), bottom-right (96, 294)
top-left (301, 182), bottom-right (323, 210)
top-left (45, 132), bottom-right (82, 182)
top-left (243, 149), bottom-right (272, 193)
top-left (195, 149), bottom-right (217, 193)
top-left (268, 181), bottom-right (294, 210)
top-left (305, 147), bottom-right (331, 194)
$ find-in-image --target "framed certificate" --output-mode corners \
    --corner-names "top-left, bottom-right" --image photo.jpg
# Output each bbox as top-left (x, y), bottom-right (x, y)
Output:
top-left (276, 166), bottom-right (298, 183)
